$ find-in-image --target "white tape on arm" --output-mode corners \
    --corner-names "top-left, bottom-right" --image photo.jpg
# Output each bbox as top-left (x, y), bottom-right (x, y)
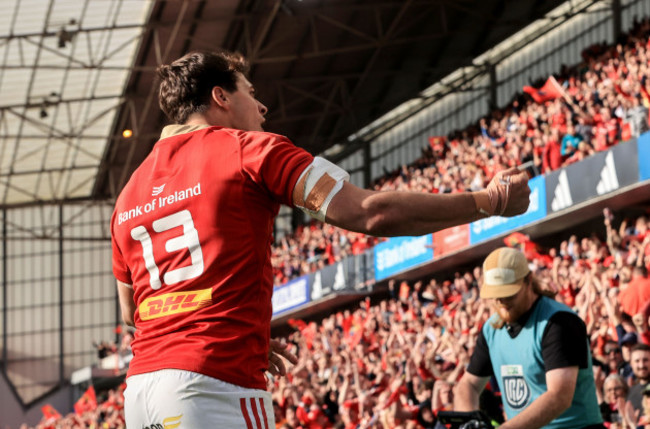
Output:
top-left (293, 157), bottom-right (350, 221)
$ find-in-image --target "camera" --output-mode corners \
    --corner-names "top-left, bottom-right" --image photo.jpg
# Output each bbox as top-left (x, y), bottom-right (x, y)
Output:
top-left (437, 411), bottom-right (494, 429)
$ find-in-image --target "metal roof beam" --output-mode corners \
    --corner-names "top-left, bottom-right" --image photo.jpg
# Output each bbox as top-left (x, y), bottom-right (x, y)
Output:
top-left (0, 94), bottom-right (122, 111)
top-left (0, 23), bottom-right (145, 43)
top-left (249, 0), bottom-right (281, 62)
top-left (252, 30), bottom-right (452, 64)
top-left (321, 0), bottom-right (415, 150)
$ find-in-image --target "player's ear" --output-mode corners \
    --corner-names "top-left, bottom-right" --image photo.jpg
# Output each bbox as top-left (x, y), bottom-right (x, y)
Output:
top-left (211, 86), bottom-right (229, 109)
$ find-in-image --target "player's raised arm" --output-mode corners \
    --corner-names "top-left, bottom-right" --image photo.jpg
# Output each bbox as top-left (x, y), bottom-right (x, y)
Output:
top-left (323, 167), bottom-right (530, 237)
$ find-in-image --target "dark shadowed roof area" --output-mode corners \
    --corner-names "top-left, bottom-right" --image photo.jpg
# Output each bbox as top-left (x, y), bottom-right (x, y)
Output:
top-left (0, 0), bottom-right (570, 205)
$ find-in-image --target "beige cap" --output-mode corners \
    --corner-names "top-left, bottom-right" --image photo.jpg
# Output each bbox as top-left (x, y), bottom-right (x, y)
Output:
top-left (480, 247), bottom-right (530, 299)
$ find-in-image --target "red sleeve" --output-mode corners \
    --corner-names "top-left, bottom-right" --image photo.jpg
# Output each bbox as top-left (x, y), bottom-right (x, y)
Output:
top-left (111, 209), bottom-right (132, 284)
top-left (239, 131), bottom-right (314, 206)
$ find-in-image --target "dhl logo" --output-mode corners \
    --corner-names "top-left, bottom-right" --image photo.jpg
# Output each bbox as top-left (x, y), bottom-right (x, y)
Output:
top-left (139, 288), bottom-right (212, 321)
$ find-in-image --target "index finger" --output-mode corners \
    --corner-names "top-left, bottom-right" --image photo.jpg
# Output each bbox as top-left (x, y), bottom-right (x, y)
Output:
top-left (508, 169), bottom-right (531, 185)
top-left (271, 340), bottom-right (298, 364)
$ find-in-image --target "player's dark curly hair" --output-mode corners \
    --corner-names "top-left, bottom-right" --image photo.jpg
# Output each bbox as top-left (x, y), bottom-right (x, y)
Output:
top-left (157, 50), bottom-right (249, 124)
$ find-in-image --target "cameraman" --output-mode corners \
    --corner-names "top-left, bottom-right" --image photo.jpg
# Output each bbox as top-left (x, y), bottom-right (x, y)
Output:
top-left (454, 248), bottom-right (604, 429)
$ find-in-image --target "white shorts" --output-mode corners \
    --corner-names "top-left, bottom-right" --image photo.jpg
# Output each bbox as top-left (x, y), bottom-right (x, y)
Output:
top-left (124, 369), bottom-right (274, 429)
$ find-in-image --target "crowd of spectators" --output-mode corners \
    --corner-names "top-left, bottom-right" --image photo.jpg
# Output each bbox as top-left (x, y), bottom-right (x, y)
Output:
top-left (23, 386), bottom-right (126, 429)
top-left (271, 17), bottom-right (650, 286)
top-left (269, 209), bottom-right (650, 429)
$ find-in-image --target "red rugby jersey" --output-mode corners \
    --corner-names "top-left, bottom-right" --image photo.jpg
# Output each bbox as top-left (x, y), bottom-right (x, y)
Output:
top-left (111, 125), bottom-right (313, 389)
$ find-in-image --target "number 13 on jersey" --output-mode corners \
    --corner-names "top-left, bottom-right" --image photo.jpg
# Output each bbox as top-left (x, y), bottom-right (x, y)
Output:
top-left (130, 209), bottom-right (204, 290)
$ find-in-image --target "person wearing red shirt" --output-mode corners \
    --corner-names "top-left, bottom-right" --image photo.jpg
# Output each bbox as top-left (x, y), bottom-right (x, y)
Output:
top-left (592, 108), bottom-right (620, 152)
top-left (111, 50), bottom-right (530, 428)
top-left (541, 132), bottom-right (563, 173)
top-left (619, 266), bottom-right (650, 317)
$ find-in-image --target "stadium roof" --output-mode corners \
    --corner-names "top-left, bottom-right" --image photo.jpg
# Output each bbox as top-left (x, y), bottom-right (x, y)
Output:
top-left (0, 0), bottom-right (153, 206)
top-left (1, 0), bottom-right (573, 206)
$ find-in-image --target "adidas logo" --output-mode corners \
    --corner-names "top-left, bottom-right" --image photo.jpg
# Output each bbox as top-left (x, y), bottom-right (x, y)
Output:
top-left (152, 184), bottom-right (166, 196)
top-left (596, 152), bottom-right (619, 195)
top-left (551, 170), bottom-right (573, 211)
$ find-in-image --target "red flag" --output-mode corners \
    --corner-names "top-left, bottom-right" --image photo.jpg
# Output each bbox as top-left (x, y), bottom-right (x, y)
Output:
top-left (523, 76), bottom-right (564, 103)
top-left (504, 232), bottom-right (538, 257)
top-left (503, 232), bottom-right (529, 248)
top-left (74, 385), bottom-right (98, 415)
top-left (287, 318), bottom-right (307, 332)
top-left (41, 404), bottom-right (62, 420)
top-left (504, 232), bottom-right (552, 266)
top-left (428, 136), bottom-right (446, 152)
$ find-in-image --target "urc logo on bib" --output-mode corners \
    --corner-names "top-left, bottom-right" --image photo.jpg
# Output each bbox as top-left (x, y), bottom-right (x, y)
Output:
top-left (501, 365), bottom-right (530, 409)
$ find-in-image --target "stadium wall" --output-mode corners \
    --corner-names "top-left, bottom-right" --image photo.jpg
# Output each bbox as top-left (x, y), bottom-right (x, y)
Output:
top-left (622, 0), bottom-right (650, 31)
top-left (0, 202), bottom-right (117, 425)
top-left (368, 74), bottom-right (491, 185)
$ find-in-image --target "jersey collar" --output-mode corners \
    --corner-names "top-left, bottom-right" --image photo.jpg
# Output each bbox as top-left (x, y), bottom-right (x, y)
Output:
top-left (160, 124), bottom-right (212, 140)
